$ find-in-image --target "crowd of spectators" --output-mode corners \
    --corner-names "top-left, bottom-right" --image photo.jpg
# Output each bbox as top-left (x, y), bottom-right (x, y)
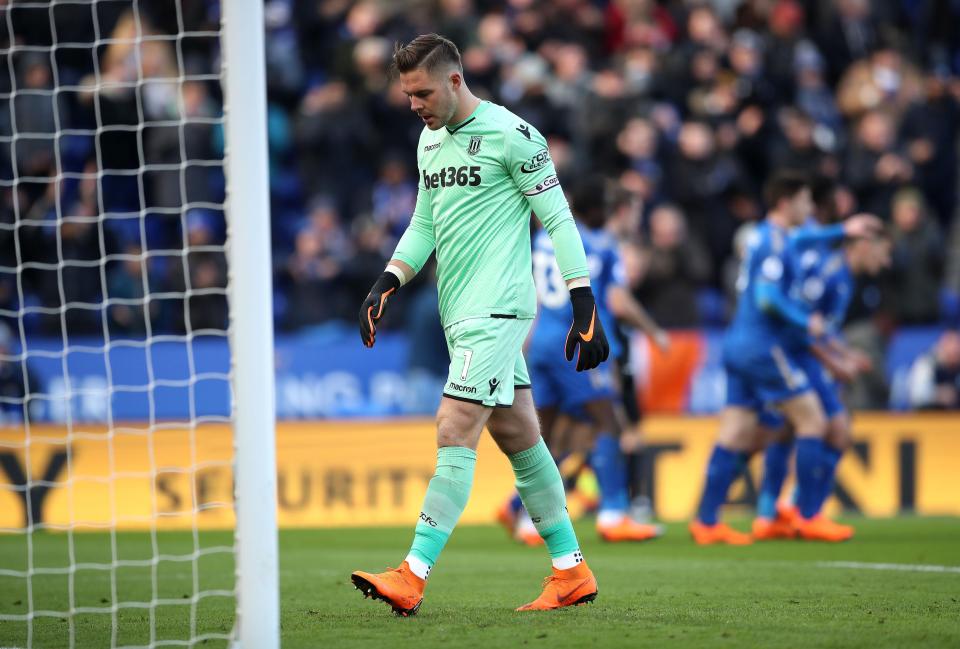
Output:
top-left (2, 0), bottom-right (960, 408)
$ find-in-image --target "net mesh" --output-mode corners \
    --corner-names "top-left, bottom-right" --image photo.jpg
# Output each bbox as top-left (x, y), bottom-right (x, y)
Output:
top-left (0, 2), bottom-right (236, 647)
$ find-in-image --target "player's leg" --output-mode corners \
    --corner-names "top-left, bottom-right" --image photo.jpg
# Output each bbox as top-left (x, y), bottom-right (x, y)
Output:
top-left (498, 351), bottom-right (558, 541)
top-left (804, 358), bottom-right (852, 519)
top-left (615, 355), bottom-right (651, 521)
top-left (351, 320), bottom-right (501, 614)
top-left (690, 352), bottom-right (771, 545)
top-left (488, 387), bottom-right (597, 611)
top-left (819, 410), bottom-right (851, 510)
top-left (488, 387), bottom-right (581, 563)
top-left (689, 402), bottom-right (759, 545)
top-left (753, 414), bottom-right (797, 540)
top-left (779, 349), bottom-right (853, 541)
top-left (779, 389), bottom-right (849, 541)
top-left (350, 395), bottom-right (489, 615)
top-left (580, 397), bottom-right (661, 542)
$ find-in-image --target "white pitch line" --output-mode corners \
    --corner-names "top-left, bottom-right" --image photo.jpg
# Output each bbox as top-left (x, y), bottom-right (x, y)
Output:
top-left (818, 561), bottom-right (960, 574)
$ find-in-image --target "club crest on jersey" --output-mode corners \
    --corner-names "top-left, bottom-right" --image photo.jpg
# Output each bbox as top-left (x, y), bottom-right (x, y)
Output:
top-left (467, 135), bottom-right (483, 155)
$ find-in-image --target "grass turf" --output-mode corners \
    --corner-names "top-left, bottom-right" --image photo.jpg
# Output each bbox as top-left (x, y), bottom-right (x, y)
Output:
top-left (0, 517), bottom-right (958, 648)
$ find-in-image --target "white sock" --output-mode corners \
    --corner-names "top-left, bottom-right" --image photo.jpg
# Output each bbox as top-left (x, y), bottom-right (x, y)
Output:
top-left (404, 554), bottom-right (431, 580)
top-left (597, 510), bottom-right (625, 527)
top-left (552, 549), bottom-right (584, 570)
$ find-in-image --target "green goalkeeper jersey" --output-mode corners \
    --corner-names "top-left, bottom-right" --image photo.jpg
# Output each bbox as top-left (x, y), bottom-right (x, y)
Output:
top-left (393, 100), bottom-right (589, 328)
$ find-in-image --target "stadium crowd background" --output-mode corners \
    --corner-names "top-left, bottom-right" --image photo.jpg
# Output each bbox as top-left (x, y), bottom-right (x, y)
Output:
top-left (1, 0), bottom-right (960, 410)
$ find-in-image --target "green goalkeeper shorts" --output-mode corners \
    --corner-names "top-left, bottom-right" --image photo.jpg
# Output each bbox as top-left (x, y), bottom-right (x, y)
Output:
top-left (442, 316), bottom-right (532, 408)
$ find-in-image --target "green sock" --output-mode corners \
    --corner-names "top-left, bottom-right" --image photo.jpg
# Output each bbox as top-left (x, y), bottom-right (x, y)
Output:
top-left (407, 446), bottom-right (476, 575)
top-left (510, 438), bottom-right (581, 561)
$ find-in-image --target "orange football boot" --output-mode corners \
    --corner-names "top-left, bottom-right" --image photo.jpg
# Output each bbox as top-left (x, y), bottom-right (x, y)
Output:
top-left (777, 501), bottom-right (800, 527)
top-left (350, 561), bottom-right (426, 616)
top-left (516, 561), bottom-right (598, 611)
top-left (496, 498), bottom-right (518, 536)
top-left (795, 514), bottom-right (854, 542)
top-left (688, 520), bottom-right (753, 545)
top-left (597, 517), bottom-right (664, 542)
top-left (752, 516), bottom-right (797, 540)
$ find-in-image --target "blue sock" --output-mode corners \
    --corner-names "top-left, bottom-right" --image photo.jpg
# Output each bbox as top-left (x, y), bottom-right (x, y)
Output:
top-left (696, 445), bottom-right (746, 525)
top-left (757, 440), bottom-right (793, 519)
top-left (591, 433), bottom-right (629, 514)
top-left (814, 445), bottom-right (843, 514)
top-left (509, 492), bottom-right (523, 515)
top-left (795, 438), bottom-right (827, 519)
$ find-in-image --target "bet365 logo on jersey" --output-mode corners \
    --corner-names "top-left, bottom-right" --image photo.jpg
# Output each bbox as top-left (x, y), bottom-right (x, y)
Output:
top-left (422, 166), bottom-right (481, 189)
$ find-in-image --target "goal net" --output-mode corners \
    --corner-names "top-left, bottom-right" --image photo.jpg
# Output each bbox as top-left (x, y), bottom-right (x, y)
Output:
top-left (0, 1), bottom-right (277, 647)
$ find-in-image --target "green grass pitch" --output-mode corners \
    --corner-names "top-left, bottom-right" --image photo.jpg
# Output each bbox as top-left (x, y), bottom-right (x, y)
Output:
top-left (1, 517), bottom-right (958, 648)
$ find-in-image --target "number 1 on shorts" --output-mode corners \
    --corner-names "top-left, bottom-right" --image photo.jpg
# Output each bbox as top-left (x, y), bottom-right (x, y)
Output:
top-left (460, 349), bottom-right (473, 381)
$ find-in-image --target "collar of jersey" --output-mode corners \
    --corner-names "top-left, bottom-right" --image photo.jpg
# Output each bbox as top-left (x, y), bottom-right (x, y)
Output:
top-left (445, 100), bottom-right (488, 134)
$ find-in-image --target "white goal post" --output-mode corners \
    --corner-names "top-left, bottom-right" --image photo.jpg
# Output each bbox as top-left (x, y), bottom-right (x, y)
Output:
top-left (0, 0), bottom-right (279, 647)
top-left (222, 1), bottom-right (279, 648)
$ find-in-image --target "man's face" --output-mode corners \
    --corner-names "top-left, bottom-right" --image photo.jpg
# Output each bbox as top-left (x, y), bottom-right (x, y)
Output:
top-left (399, 67), bottom-right (458, 130)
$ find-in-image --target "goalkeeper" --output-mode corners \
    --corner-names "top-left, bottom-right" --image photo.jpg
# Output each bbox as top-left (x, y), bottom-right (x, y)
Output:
top-left (351, 33), bottom-right (607, 615)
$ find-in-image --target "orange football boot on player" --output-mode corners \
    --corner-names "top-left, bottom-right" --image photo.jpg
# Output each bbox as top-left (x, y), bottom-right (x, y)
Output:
top-left (752, 516), bottom-right (797, 540)
top-left (351, 561), bottom-right (426, 616)
top-left (597, 516), bottom-right (664, 542)
top-left (688, 520), bottom-right (753, 545)
top-left (516, 560), bottom-right (598, 611)
top-left (777, 501), bottom-right (800, 526)
top-left (795, 514), bottom-right (854, 542)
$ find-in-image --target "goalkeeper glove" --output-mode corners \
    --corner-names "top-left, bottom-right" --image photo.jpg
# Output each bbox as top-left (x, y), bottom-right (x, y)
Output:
top-left (359, 272), bottom-right (401, 348)
top-left (564, 286), bottom-right (609, 371)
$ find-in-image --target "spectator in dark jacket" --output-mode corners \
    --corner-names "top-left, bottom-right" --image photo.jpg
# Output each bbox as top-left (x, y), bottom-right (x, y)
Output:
top-left (844, 110), bottom-right (913, 219)
top-left (887, 188), bottom-right (944, 324)
top-left (634, 204), bottom-right (711, 327)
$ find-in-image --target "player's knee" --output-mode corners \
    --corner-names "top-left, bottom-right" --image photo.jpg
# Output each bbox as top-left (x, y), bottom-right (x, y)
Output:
top-left (784, 393), bottom-right (826, 438)
top-left (436, 401), bottom-right (486, 448)
top-left (716, 411), bottom-right (758, 451)
top-left (826, 414), bottom-right (852, 451)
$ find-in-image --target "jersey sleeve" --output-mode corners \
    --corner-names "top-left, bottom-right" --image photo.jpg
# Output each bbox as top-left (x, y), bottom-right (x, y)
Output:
top-left (753, 237), bottom-right (810, 331)
top-left (392, 166), bottom-right (436, 274)
top-left (505, 121), bottom-right (588, 281)
top-left (790, 223), bottom-right (845, 251)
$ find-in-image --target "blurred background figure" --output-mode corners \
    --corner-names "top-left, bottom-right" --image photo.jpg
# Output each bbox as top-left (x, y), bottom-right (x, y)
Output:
top-left (0, 322), bottom-right (42, 424)
top-left (633, 204), bottom-right (711, 328)
top-left (907, 330), bottom-right (960, 410)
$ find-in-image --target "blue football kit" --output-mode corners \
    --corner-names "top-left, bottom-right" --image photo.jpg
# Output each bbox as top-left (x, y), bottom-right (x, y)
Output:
top-left (528, 225), bottom-right (623, 413)
top-left (723, 220), bottom-right (814, 411)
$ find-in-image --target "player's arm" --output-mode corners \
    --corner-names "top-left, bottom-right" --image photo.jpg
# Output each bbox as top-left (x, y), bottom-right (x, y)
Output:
top-left (606, 286), bottom-right (670, 352)
top-left (602, 248), bottom-right (669, 351)
top-left (810, 269), bottom-right (870, 377)
top-left (790, 213), bottom-right (882, 251)
top-left (359, 181), bottom-right (434, 348)
top-left (507, 122), bottom-right (607, 370)
top-left (753, 254), bottom-right (824, 338)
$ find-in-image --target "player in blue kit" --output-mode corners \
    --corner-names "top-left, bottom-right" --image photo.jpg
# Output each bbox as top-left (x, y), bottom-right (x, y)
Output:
top-left (689, 173), bottom-right (880, 545)
top-left (753, 197), bottom-right (891, 541)
top-left (502, 177), bottom-right (669, 543)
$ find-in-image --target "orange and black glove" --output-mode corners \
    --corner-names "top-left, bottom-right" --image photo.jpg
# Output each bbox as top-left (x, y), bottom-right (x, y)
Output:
top-left (564, 287), bottom-right (609, 371)
top-left (359, 272), bottom-right (400, 348)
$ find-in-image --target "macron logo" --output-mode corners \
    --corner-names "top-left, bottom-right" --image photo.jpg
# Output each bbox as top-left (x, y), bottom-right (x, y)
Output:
top-left (449, 382), bottom-right (477, 394)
